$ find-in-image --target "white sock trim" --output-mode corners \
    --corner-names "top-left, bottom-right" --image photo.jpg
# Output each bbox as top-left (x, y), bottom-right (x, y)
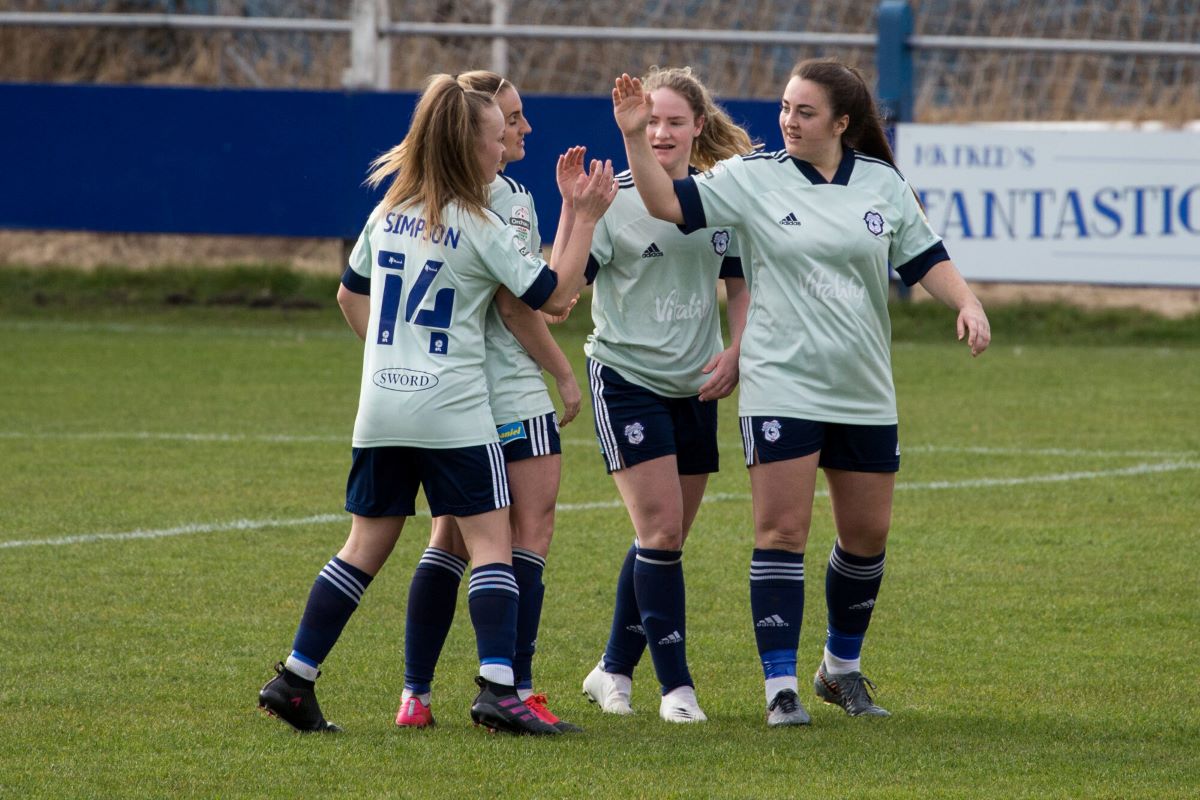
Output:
top-left (284, 654), bottom-right (319, 682)
top-left (765, 675), bottom-right (798, 704)
top-left (823, 649), bottom-right (861, 675)
top-left (479, 663), bottom-right (515, 686)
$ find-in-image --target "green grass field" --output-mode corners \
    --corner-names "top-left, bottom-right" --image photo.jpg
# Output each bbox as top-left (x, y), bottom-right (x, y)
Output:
top-left (1, 278), bottom-right (1197, 799)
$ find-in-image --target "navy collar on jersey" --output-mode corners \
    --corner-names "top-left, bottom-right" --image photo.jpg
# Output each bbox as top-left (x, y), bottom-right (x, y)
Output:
top-left (789, 144), bottom-right (855, 186)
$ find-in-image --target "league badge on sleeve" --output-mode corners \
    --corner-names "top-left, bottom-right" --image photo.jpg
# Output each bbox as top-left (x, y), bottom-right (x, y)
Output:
top-left (510, 204), bottom-right (532, 244)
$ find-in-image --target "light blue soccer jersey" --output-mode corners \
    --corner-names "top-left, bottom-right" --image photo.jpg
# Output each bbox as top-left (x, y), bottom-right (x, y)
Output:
top-left (676, 147), bottom-right (949, 424)
top-left (585, 170), bottom-right (742, 398)
top-left (344, 200), bottom-right (557, 448)
top-left (482, 174), bottom-right (555, 425)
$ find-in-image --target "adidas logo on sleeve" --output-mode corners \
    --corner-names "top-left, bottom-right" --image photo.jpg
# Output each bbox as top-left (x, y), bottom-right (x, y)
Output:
top-left (641, 242), bottom-right (664, 258)
top-left (778, 212), bottom-right (801, 226)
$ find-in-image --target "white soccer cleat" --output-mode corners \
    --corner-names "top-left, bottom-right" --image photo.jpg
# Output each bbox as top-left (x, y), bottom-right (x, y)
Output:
top-left (659, 684), bottom-right (707, 723)
top-left (582, 662), bottom-right (634, 715)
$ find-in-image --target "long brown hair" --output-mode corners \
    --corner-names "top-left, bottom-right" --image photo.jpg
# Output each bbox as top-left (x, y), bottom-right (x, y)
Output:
top-left (792, 59), bottom-right (896, 167)
top-left (642, 65), bottom-right (759, 171)
top-left (365, 73), bottom-right (497, 230)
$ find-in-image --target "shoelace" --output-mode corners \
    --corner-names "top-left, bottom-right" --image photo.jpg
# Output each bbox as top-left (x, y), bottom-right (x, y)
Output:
top-left (525, 693), bottom-right (560, 722)
top-left (770, 691), bottom-right (799, 714)
top-left (843, 674), bottom-right (880, 709)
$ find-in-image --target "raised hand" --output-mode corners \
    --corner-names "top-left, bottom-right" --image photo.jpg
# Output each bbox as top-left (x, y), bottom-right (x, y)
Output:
top-left (612, 73), bottom-right (653, 137)
top-left (572, 158), bottom-right (618, 222)
top-left (557, 146), bottom-right (587, 205)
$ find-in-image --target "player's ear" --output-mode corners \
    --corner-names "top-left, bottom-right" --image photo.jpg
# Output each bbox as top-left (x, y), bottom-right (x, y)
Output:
top-left (834, 114), bottom-right (849, 137)
top-left (694, 114), bottom-right (705, 137)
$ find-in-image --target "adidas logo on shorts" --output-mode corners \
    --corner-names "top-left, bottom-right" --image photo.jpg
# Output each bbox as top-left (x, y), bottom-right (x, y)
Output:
top-left (641, 242), bottom-right (664, 258)
top-left (779, 212), bottom-right (801, 226)
top-left (658, 630), bottom-right (684, 645)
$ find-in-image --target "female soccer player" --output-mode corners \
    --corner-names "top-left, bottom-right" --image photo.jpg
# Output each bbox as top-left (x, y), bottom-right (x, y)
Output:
top-left (611, 59), bottom-right (990, 726)
top-left (257, 73), bottom-right (617, 736)
top-left (580, 66), bottom-right (752, 724)
top-left (396, 71), bottom-right (584, 733)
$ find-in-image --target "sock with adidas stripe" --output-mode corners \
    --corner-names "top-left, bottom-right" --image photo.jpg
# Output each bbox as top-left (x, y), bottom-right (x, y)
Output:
top-left (749, 548), bottom-right (804, 691)
top-left (468, 563), bottom-right (520, 686)
top-left (286, 556), bottom-right (374, 680)
top-left (634, 546), bottom-right (692, 693)
top-left (403, 546), bottom-right (467, 694)
top-left (601, 542), bottom-right (646, 677)
top-left (823, 542), bottom-right (885, 674)
top-left (512, 547), bottom-right (546, 692)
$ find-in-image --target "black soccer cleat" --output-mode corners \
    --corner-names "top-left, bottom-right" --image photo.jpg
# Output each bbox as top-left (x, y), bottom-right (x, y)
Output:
top-left (258, 662), bottom-right (341, 733)
top-left (469, 676), bottom-right (561, 736)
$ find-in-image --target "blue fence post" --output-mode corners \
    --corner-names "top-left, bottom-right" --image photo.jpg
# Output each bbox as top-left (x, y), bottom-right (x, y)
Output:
top-left (877, 0), bottom-right (915, 300)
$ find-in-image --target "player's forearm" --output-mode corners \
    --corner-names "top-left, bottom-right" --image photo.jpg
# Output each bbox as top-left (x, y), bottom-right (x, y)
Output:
top-left (918, 260), bottom-right (982, 312)
top-left (495, 287), bottom-right (573, 381)
top-left (724, 277), bottom-right (749, 351)
top-left (550, 201), bottom-right (576, 262)
top-left (544, 218), bottom-right (598, 314)
top-left (623, 133), bottom-right (684, 224)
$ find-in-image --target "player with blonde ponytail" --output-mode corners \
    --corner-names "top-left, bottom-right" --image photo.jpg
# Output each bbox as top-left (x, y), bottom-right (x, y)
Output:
top-left (257, 72), bottom-right (617, 737)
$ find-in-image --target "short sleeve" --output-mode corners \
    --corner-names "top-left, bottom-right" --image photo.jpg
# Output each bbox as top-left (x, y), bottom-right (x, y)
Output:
top-left (678, 156), bottom-right (754, 233)
top-left (889, 182), bottom-right (949, 285)
top-left (504, 191), bottom-right (542, 256)
top-left (342, 220), bottom-right (373, 294)
top-left (586, 213), bottom-right (616, 285)
top-left (475, 211), bottom-right (557, 309)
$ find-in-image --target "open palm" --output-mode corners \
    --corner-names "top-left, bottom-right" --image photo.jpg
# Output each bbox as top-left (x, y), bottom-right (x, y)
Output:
top-left (612, 73), bottom-right (652, 136)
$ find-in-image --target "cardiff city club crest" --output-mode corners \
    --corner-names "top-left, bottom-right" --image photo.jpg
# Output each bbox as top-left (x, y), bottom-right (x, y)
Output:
top-left (624, 422), bottom-right (645, 445)
top-left (863, 210), bottom-right (885, 236)
top-left (711, 229), bottom-right (730, 256)
top-left (761, 419), bottom-right (782, 443)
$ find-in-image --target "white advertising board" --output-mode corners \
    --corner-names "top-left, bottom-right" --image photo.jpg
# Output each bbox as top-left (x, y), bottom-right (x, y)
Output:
top-left (895, 124), bottom-right (1200, 286)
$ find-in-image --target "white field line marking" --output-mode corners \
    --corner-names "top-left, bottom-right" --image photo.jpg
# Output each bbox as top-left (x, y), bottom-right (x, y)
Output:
top-left (3, 460), bottom-right (1197, 551)
top-left (1, 430), bottom-right (1196, 461)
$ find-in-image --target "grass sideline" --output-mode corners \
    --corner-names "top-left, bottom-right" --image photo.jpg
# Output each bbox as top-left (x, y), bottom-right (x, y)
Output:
top-left (1, 283), bottom-right (1197, 798)
top-left (2, 264), bottom-right (1199, 346)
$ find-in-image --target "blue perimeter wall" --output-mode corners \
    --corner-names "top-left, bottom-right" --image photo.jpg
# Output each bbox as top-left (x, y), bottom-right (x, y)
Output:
top-left (1, 82), bottom-right (782, 242)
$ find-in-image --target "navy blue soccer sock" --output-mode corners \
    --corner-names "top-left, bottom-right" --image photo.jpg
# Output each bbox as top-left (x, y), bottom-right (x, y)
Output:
top-left (749, 548), bottom-right (805, 682)
top-left (602, 542), bottom-right (646, 677)
top-left (286, 556), bottom-right (374, 681)
top-left (633, 546), bottom-right (692, 693)
top-left (403, 547), bottom-right (467, 694)
top-left (511, 547), bottom-right (546, 691)
top-left (467, 562), bottom-right (520, 686)
top-left (824, 542), bottom-right (885, 671)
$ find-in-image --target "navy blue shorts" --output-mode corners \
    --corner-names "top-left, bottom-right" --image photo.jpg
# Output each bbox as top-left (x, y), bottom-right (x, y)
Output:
top-left (739, 416), bottom-right (900, 473)
top-left (588, 359), bottom-right (719, 475)
top-left (345, 443), bottom-right (510, 518)
top-left (495, 411), bottom-right (561, 463)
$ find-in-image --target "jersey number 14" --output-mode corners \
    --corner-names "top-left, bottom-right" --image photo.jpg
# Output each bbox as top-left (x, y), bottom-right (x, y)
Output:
top-left (375, 251), bottom-right (455, 346)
